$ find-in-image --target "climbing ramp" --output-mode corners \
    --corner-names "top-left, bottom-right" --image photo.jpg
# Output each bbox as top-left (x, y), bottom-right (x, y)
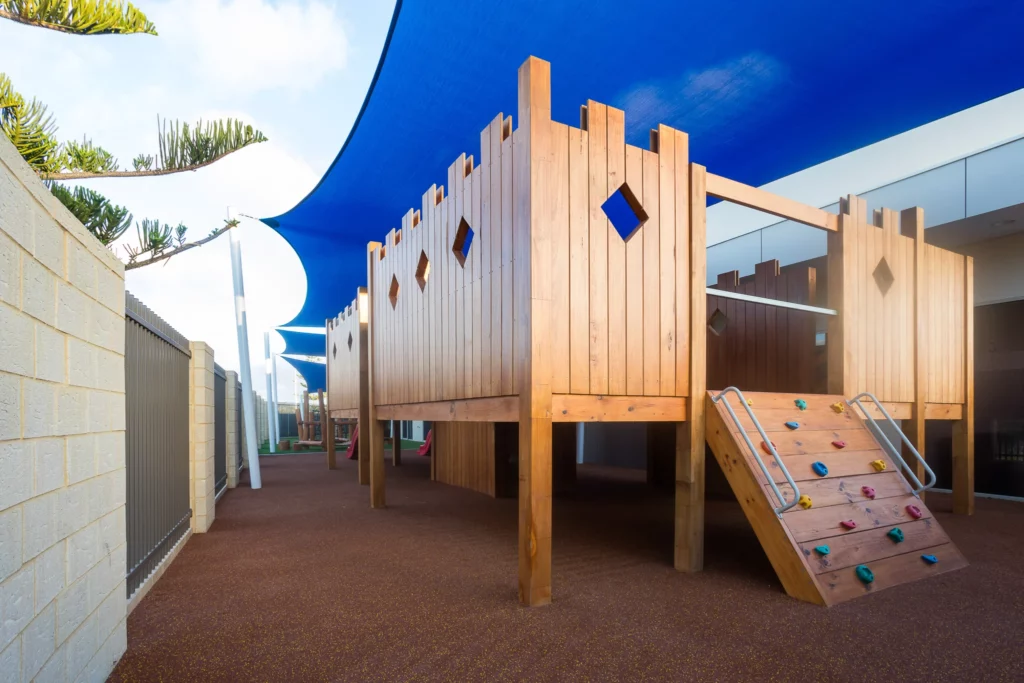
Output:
top-left (705, 389), bottom-right (967, 606)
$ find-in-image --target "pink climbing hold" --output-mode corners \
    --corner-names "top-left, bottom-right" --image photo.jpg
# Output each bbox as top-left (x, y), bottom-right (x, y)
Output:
top-left (832, 440), bottom-right (846, 449)
top-left (760, 440), bottom-right (777, 455)
top-left (840, 520), bottom-right (857, 530)
top-left (906, 504), bottom-right (923, 519)
top-left (861, 486), bottom-right (876, 499)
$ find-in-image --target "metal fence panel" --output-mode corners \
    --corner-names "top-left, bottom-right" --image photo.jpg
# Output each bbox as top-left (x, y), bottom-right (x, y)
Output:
top-left (214, 364), bottom-right (227, 495)
top-left (125, 292), bottom-right (191, 598)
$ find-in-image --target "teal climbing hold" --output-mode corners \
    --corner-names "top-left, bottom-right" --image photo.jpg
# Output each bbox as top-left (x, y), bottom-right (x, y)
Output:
top-left (922, 554), bottom-right (939, 565)
top-left (814, 545), bottom-right (830, 556)
top-left (785, 421), bottom-right (799, 430)
top-left (855, 565), bottom-right (874, 584)
top-left (795, 399), bottom-right (808, 410)
top-left (812, 461), bottom-right (828, 477)
top-left (887, 527), bottom-right (905, 543)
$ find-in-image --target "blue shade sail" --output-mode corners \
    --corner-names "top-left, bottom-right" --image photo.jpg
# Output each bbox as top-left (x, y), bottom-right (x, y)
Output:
top-left (279, 329), bottom-right (328, 358)
top-left (264, 0), bottom-right (1024, 327)
top-left (280, 356), bottom-right (327, 394)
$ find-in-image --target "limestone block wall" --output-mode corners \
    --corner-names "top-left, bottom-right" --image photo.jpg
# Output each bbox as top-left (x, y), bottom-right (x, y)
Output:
top-left (189, 342), bottom-right (216, 533)
top-left (0, 136), bottom-right (128, 680)
top-left (225, 371), bottom-right (240, 488)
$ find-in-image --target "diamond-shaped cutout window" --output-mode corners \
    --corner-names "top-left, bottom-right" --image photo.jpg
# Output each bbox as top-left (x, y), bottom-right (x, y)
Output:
top-left (389, 275), bottom-right (399, 309)
top-left (347, 333), bottom-right (353, 351)
top-left (873, 257), bottom-right (895, 296)
top-left (332, 342), bottom-right (337, 359)
top-left (602, 183), bottom-right (648, 241)
top-left (416, 250), bottom-right (430, 291)
top-left (708, 308), bottom-right (728, 336)
top-left (453, 217), bottom-right (474, 267)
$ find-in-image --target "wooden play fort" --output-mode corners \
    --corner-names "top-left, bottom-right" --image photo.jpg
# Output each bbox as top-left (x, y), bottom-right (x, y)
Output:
top-left (322, 57), bottom-right (974, 607)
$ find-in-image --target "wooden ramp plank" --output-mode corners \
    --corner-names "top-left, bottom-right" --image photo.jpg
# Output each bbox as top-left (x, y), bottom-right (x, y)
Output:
top-left (818, 543), bottom-right (967, 605)
top-left (733, 407), bottom-right (861, 433)
top-left (766, 451), bottom-right (894, 484)
top-left (740, 428), bottom-right (880, 455)
top-left (799, 518), bottom-right (952, 574)
top-left (772, 472), bottom-right (910, 510)
top-left (784, 493), bottom-right (930, 543)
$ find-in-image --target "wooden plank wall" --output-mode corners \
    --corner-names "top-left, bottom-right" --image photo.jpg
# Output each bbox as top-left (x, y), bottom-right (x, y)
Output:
top-left (923, 244), bottom-right (966, 404)
top-left (326, 296), bottom-right (361, 412)
top-left (434, 422), bottom-right (495, 496)
top-left (367, 102), bottom-right (694, 405)
top-left (706, 260), bottom-right (821, 394)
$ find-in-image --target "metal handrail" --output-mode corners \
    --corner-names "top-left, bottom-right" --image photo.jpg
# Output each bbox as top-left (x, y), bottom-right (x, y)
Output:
top-left (846, 392), bottom-right (937, 495)
top-left (711, 387), bottom-right (801, 515)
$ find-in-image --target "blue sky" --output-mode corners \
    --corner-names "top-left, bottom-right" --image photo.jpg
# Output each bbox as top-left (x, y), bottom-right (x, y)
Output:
top-left (0, 0), bottom-right (396, 402)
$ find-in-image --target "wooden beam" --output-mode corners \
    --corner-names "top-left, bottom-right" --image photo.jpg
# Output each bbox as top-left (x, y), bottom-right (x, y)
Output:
top-left (676, 162), bottom-right (706, 573)
top-left (516, 56), bottom-right (554, 607)
top-left (901, 207), bottom-right (927, 498)
top-left (925, 403), bottom-right (962, 420)
top-left (552, 395), bottom-right (687, 422)
top-left (376, 396), bottom-right (518, 422)
top-left (706, 172), bottom-right (838, 232)
top-left (953, 256), bottom-right (974, 515)
top-left (330, 408), bottom-right (359, 419)
top-left (357, 286), bottom-right (371, 486)
top-left (391, 419), bottom-right (402, 466)
top-left (367, 243), bottom-right (386, 508)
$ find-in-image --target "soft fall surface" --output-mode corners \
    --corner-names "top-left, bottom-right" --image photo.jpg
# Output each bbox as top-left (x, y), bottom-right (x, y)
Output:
top-left (111, 452), bottom-right (1024, 682)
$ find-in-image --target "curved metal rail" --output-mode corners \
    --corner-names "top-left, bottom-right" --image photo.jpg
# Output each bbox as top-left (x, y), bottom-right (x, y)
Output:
top-left (847, 392), bottom-right (937, 495)
top-left (711, 387), bottom-right (801, 515)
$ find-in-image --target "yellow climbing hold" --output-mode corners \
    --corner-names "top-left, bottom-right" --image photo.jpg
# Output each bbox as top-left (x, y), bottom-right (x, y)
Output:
top-left (798, 494), bottom-right (813, 509)
top-left (830, 402), bottom-right (845, 414)
top-left (870, 459), bottom-right (887, 472)
top-left (746, 399), bottom-right (753, 406)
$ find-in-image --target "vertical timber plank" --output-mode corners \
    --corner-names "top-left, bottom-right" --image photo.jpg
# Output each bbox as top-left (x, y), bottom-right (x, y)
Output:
top-left (569, 125), bottom-right (590, 393)
top-left (953, 256), bottom-right (974, 515)
top-left (367, 245), bottom-right (386, 508)
top-left (625, 145), bottom-right (645, 395)
top-left (642, 147), bottom-right (661, 396)
top-left (588, 101), bottom-right (609, 395)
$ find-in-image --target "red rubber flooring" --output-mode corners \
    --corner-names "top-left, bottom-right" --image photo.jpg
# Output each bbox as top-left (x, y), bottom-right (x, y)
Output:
top-left (110, 452), bottom-right (1024, 682)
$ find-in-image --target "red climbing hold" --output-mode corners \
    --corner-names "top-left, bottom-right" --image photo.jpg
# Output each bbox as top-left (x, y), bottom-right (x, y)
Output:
top-left (760, 440), bottom-right (777, 455)
top-left (906, 504), bottom-right (923, 519)
top-left (840, 520), bottom-right (857, 530)
top-left (832, 440), bottom-right (846, 449)
top-left (861, 485), bottom-right (876, 499)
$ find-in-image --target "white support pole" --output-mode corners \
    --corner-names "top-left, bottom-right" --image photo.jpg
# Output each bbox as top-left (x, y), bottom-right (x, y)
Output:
top-left (270, 351), bottom-right (280, 444)
top-left (263, 332), bottom-right (277, 453)
top-left (229, 207), bottom-right (262, 489)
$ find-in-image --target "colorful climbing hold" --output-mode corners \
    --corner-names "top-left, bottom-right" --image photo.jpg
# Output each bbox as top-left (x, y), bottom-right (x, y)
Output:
top-left (795, 399), bottom-right (808, 410)
top-left (870, 459), bottom-right (887, 472)
top-left (746, 398), bottom-right (753, 406)
top-left (887, 527), bottom-right (905, 543)
top-left (798, 494), bottom-right (813, 509)
top-left (760, 440), bottom-right (777, 455)
top-left (812, 461), bottom-right (829, 477)
top-left (785, 421), bottom-right (799, 430)
top-left (921, 554), bottom-right (939, 565)
top-left (906, 504), bottom-right (923, 519)
top-left (840, 520), bottom-right (857, 530)
top-left (861, 485), bottom-right (876, 499)
top-left (814, 545), bottom-right (830, 556)
top-left (855, 565), bottom-right (875, 584)
top-left (830, 402), bottom-right (846, 414)
top-left (832, 440), bottom-right (846, 449)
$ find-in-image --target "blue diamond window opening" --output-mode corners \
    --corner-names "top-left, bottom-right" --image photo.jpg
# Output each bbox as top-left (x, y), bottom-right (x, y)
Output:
top-left (602, 183), bottom-right (648, 241)
top-left (453, 217), bottom-right (474, 267)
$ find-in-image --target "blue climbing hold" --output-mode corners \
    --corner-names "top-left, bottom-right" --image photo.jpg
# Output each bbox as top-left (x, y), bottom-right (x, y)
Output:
top-left (812, 461), bottom-right (828, 477)
top-left (855, 565), bottom-right (875, 584)
top-left (814, 545), bottom-right (830, 556)
top-left (785, 421), bottom-right (799, 430)
top-left (795, 399), bottom-right (808, 410)
top-left (922, 554), bottom-right (939, 565)
top-left (887, 527), bottom-right (905, 543)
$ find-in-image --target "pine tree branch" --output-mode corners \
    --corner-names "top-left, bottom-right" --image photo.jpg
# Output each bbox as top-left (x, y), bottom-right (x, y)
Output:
top-left (0, 1), bottom-right (156, 36)
top-left (43, 149), bottom-right (243, 179)
top-left (125, 222), bottom-right (236, 271)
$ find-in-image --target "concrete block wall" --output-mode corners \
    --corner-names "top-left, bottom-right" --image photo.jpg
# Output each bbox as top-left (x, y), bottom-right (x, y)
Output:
top-left (189, 342), bottom-right (216, 533)
top-left (0, 136), bottom-right (128, 680)
top-left (225, 371), bottom-right (239, 488)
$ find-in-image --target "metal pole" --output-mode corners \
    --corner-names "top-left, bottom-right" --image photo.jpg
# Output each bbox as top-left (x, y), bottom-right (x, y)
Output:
top-left (270, 351), bottom-right (280, 444)
top-left (228, 207), bottom-right (262, 489)
top-left (263, 332), bottom-right (277, 453)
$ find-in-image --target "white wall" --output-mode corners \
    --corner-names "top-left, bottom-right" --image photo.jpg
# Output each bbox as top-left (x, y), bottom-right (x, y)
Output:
top-left (0, 136), bottom-right (128, 681)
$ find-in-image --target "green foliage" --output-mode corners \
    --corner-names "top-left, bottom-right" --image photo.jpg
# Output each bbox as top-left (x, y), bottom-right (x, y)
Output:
top-left (156, 116), bottom-right (268, 172)
top-left (0, 73), bottom-right (62, 174)
top-left (0, 0), bottom-right (157, 35)
top-left (132, 153), bottom-right (153, 171)
top-left (48, 183), bottom-right (132, 245)
top-left (124, 218), bottom-right (188, 263)
top-left (61, 137), bottom-right (119, 173)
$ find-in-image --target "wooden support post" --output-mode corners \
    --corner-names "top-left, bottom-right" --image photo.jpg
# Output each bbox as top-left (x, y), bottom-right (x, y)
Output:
top-left (392, 419), bottom-right (402, 466)
top-left (902, 207), bottom-right (927, 499)
top-left (318, 390), bottom-right (328, 449)
top-left (357, 287), bottom-right (371, 486)
top-left (516, 57), bottom-right (554, 607)
top-left (675, 162), bottom-right (706, 573)
top-left (953, 256), bottom-right (974, 515)
top-left (303, 390), bottom-right (310, 441)
top-left (326, 416), bottom-right (337, 469)
top-left (367, 243), bottom-right (386, 508)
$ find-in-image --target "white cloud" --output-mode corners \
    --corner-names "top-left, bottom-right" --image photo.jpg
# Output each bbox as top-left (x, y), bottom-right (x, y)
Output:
top-left (150, 0), bottom-right (349, 95)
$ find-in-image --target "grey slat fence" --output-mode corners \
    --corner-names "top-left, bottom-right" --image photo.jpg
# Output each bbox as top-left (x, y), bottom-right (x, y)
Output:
top-left (214, 364), bottom-right (227, 495)
top-left (125, 293), bottom-right (191, 598)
